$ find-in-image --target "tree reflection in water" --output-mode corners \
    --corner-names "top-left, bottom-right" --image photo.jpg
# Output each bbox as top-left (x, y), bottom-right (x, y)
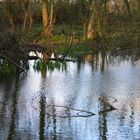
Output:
top-left (7, 74), bottom-right (19, 140)
top-left (39, 94), bottom-right (46, 140)
top-left (1, 49), bottom-right (140, 139)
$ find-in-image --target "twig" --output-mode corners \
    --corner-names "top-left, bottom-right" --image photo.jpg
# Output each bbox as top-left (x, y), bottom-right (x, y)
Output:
top-left (46, 104), bottom-right (95, 118)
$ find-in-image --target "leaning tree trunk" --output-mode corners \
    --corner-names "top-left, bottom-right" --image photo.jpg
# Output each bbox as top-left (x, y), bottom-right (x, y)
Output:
top-left (42, 0), bottom-right (49, 31)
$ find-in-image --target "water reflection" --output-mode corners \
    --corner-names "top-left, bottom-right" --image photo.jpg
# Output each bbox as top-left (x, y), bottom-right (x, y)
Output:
top-left (129, 101), bottom-right (135, 128)
top-left (1, 50), bottom-right (140, 139)
top-left (0, 77), bottom-right (15, 140)
top-left (82, 52), bottom-right (107, 72)
top-left (98, 95), bottom-right (116, 140)
top-left (7, 74), bottom-right (19, 140)
top-left (51, 106), bottom-right (57, 140)
top-left (98, 111), bottom-right (107, 140)
top-left (119, 104), bottom-right (127, 126)
top-left (39, 94), bottom-right (46, 140)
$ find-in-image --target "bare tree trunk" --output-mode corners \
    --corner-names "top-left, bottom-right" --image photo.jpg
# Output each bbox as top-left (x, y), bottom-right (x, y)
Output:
top-left (23, 1), bottom-right (32, 31)
top-left (83, 22), bottom-right (87, 39)
top-left (94, 0), bottom-right (102, 35)
top-left (138, 0), bottom-right (140, 16)
top-left (87, 1), bottom-right (95, 39)
top-left (49, 0), bottom-right (54, 25)
top-left (29, 14), bottom-right (33, 29)
top-left (6, 0), bottom-right (15, 32)
top-left (87, 18), bottom-right (94, 39)
top-left (123, 0), bottom-right (132, 18)
top-left (41, 0), bottom-right (56, 36)
top-left (23, 12), bottom-right (27, 30)
top-left (42, 0), bottom-right (49, 30)
top-left (29, 4), bottom-right (32, 29)
top-left (9, 15), bottom-right (15, 32)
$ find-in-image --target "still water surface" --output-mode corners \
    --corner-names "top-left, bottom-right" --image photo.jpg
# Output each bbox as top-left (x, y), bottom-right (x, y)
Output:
top-left (0, 52), bottom-right (140, 140)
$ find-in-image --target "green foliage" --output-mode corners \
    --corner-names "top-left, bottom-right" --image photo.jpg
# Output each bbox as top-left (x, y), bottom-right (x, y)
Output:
top-left (33, 60), bottom-right (67, 72)
top-left (108, 23), bottom-right (140, 48)
top-left (0, 60), bottom-right (15, 75)
top-left (0, 0), bottom-right (140, 64)
top-left (54, 40), bottom-right (92, 57)
top-left (0, 31), bottom-right (29, 74)
top-left (52, 34), bottom-right (66, 42)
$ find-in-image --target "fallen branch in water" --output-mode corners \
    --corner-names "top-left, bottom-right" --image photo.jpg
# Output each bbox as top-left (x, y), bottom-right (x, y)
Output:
top-left (0, 55), bottom-right (25, 72)
top-left (46, 104), bottom-right (95, 118)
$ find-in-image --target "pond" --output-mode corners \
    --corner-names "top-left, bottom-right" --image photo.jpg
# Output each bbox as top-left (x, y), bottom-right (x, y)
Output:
top-left (1, 50), bottom-right (140, 140)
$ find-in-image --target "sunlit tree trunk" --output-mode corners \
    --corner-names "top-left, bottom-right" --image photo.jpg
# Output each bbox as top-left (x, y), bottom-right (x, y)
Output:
top-left (42, 0), bottom-right (49, 30)
top-left (42, 0), bottom-right (55, 35)
top-left (87, 0), bottom-right (108, 39)
top-left (49, 0), bottom-right (54, 25)
top-left (87, 19), bottom-right (94, 39)
top-left (87, 1), bottom-right (95, 39)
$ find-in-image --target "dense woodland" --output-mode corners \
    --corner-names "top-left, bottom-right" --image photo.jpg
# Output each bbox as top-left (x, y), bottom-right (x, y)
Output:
top-left (0, 0), bottom-right (140, 73)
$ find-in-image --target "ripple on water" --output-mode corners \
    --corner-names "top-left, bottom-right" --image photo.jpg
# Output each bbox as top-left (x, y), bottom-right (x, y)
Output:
top-left (0, 52), bottom-right (140, 139)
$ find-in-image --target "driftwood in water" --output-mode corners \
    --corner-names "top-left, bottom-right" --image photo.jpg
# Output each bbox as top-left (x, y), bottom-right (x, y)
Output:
top-left (0, 55), bottom-right (25, 72)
